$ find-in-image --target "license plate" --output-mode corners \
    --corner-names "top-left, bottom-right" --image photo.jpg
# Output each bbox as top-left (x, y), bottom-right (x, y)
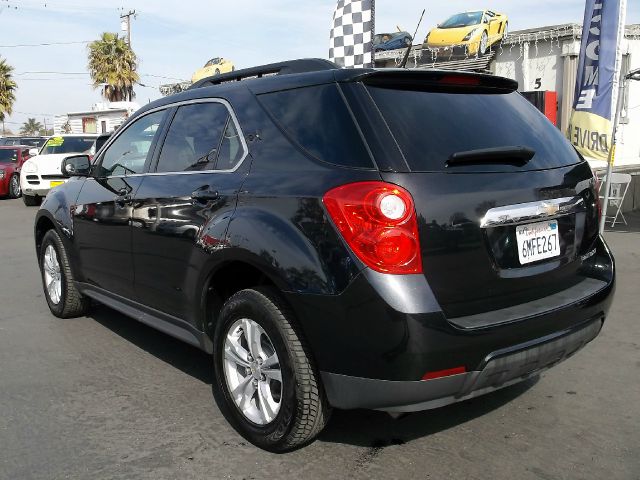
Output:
top-left (50, 181), bottom-right (64, 188)
top-left (516, 220), bottom-right (560, 265)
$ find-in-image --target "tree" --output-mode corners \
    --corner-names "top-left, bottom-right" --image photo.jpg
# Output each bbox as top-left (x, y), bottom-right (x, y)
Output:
top-left (87, 32), bottom-right (139, 102)
top-left (0, 56), bottom-right (17, 134)
top-left (20, 118), bottom-right (44, 135)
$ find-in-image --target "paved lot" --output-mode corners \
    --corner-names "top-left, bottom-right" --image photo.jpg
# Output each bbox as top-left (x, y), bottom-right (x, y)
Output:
top-left (0, 197), bottom-right (638, 480)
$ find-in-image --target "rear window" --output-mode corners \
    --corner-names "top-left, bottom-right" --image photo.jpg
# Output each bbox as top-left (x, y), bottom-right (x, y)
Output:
top-left (259, 84), bottom-right (373, 169)
top-left (366, 86), bottom-right (581, 172)
top-left (0, 149), bottom-right (18, 162)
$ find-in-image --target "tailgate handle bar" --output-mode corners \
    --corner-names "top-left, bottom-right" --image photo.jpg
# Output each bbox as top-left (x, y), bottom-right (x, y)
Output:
top-left (480, 197), bottom-right (585, 228)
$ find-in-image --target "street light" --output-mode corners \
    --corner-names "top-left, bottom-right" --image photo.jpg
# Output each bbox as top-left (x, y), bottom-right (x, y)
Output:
top-left (599, 67), bottom-right (640, 234)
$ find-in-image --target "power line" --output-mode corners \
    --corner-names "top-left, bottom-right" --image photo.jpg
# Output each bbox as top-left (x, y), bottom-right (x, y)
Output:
top-left (15, 110), bottom-right (56, 117)
top-left (0, 40), bottom-right (91, 48)
top-left (15, 71), bottom-right (88, 75)
top-left (14, 71), bottom-right (189, 82)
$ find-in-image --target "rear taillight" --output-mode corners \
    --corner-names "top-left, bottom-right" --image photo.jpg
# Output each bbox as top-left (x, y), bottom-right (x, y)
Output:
top-left (323, 181), bottom-right (422, 274)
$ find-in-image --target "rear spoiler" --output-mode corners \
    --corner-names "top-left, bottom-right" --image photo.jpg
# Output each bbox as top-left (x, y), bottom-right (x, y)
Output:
top-left (338, 69), bottom-right (518, 93)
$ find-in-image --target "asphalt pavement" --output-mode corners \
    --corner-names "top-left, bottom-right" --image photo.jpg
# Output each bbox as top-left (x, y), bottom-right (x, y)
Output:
top-left (0, 197), bottom-right (638, 480)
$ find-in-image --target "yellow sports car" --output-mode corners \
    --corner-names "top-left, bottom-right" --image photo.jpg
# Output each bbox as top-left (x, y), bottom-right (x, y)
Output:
top-left (191, 57), bottom-right (235, 83)
top-left (424, 10), bottom-right (508, 57)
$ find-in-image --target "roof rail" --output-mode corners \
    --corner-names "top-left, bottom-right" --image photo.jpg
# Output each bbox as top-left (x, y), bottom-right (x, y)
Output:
top-left (189, 58), bottom-right (337, 89)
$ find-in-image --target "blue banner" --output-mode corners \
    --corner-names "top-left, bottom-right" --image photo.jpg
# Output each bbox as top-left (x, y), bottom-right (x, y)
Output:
top-left (567, 0), bottom-right (627, 160)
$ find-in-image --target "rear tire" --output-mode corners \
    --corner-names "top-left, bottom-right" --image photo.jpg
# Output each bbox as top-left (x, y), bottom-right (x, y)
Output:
top-left (9, 174), bottom-right (21, 198)
top-left (212, 287), bottom-right (331, 452)
top-left (23, 194), bottom-right (41, 206)
top-left (39, 229), bottom-right (91, 318)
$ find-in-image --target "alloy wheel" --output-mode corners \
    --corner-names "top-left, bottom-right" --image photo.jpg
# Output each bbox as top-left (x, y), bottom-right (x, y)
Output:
top-left (223, 318), bottom-right (283, 425)
top-left (480, 31), bottom-right (488, 55)
top-left (43, 245), bottom-right (62, 305)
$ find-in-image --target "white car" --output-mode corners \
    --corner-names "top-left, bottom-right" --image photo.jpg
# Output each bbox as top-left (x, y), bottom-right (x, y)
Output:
top-left (20, 134), bottom-right (98, 206)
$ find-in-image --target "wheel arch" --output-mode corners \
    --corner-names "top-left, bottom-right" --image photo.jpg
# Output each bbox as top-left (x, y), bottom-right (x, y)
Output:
top-left (34, 213), bottom-right (57, 256)
top-left (200, 258), bottom-right (287, 338)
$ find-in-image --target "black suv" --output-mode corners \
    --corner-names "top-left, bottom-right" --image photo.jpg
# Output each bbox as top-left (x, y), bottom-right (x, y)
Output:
top-left (34, 59), bottom-right (615, 452)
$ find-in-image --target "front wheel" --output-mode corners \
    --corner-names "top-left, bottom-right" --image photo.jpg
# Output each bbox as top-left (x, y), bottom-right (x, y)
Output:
top-left (39, 229), bottom-right (91, 318)
top-left (9, 174), bottom-right (21, 198)
top-left (212, 287), bottom-right (331, 452)
top-left (479, 30), bottom-right (489, 56)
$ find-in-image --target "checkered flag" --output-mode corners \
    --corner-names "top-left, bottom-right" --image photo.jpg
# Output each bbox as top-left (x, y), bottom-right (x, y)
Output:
top-left (329, 0), bottom-right (375, 68)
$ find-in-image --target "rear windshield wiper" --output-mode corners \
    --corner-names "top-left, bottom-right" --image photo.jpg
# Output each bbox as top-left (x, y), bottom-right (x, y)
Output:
top-left (447, 146), bottom-right (535, 167)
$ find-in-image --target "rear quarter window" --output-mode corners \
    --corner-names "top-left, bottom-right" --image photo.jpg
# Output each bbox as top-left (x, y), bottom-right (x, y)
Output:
top-left (366, 86), bottom-right (581, 172)
top-left (259, 84), bottom-right (374, 169)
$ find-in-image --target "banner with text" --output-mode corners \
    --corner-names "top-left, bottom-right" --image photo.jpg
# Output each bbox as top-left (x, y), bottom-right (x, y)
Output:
top-left (567, 0), bottom-right (626, 161)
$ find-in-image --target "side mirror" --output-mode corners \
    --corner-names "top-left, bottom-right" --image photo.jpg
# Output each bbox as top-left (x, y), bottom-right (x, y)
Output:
top-left (29, 148), bottom-right (39, 157)
top-left (61, 155), bottom-right (91, 177)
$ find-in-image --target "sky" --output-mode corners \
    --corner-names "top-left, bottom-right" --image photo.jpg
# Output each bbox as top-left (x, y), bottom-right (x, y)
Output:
top-left (1, 0), bottom-right (639, 132)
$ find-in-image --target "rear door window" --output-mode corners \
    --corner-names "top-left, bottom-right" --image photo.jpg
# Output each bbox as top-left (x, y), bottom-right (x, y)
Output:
top-left (365, 85), bottom-right (582, 172)
top-left (259, 84), bottom-right (374, 169)
top-left (155, 101), bottom-right (244, 173)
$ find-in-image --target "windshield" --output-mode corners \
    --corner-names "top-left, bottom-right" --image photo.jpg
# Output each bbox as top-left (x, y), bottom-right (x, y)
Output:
top-left (0, 149), bottom-right (18, 162)
top-left (20, 137), bottom-right (45, 147)
top-left (373, 34), bottom-right (392, 46)
top-left (40, 136), bottom-right (96, 155)
top-left (440, 11), bottom-right (483, 28)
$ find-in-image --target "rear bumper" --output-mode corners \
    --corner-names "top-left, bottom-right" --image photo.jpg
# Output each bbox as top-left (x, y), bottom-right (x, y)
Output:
top-left (321, 317), bottom-right (602, 412)
top-left (285, 236), bottom-right (614, 411)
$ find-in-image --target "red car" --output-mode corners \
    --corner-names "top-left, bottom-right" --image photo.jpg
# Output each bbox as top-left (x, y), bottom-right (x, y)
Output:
top-left (0, 145), bottom-right (31, 198)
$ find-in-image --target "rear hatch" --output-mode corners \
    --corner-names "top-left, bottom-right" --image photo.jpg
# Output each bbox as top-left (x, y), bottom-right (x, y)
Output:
top-left (348, 71), bottom-right (601, 322)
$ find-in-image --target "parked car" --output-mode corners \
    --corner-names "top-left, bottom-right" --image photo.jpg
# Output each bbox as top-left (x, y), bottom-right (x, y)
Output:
top-left (0, 136), bottom-right (46, 148)
top-left (373, 31), bottom-right (413, 52)
top-left (20, 134), bottom-right (98, 206)
top-left (424, 10), bottom-right (508, 57)
top-left (0, 145), bottom-right (31, 198)
top-left (191, 57), bottom-right (235, 83)
top-left (94, 132), bottom-right (112, 157)
top-left (34, 59), bottom-right (614, 452)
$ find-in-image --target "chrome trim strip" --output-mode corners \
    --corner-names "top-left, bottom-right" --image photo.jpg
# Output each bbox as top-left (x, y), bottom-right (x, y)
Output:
top-left (480, 196), bottom-right (584, 228)
top-left (94, 97), bottom-right (249, 178)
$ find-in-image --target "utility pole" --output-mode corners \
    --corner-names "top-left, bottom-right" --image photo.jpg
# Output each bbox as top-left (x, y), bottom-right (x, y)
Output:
top-left (120, 9), bottom-right (136, 47)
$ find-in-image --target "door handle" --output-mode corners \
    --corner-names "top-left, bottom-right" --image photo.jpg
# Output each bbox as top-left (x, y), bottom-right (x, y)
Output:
top-left (191, 186), bottom-right (219, 202)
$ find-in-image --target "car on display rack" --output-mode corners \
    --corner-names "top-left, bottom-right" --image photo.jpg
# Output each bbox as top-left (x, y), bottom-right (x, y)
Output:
top-left (424, 9), bottom-right (508, 57)
top-left (0, 145), bottom-right (31, 199)
top-left (34, 59), bottom-right (614, 452)
top-left (0, 136), bottom-right (47, 148)
top-left (191, 57), bottom-right (235, 83)
top-left (373, 31), bottom-right (413, 52)
top-left (20, 134), bottom-right (98, 206)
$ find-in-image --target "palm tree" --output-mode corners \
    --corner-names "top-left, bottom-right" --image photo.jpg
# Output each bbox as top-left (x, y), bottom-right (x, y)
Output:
top-left (20, 118), bottom-right (44, 135)
top-left (87, 32), bottom-right (139, 102)
top-left (0, 56), bottom-right (17, 134)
